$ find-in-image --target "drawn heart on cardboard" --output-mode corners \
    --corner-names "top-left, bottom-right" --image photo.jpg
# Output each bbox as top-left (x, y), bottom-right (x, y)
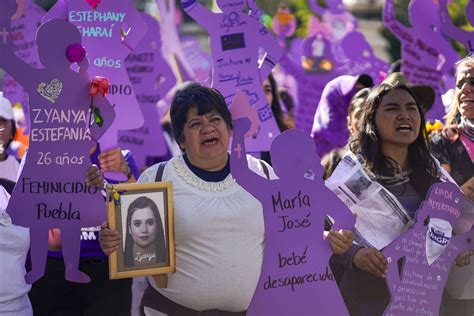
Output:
top-left (86, 0), bottom-right (101, 9)
top-left (37, 79), bottom-right (63, 103)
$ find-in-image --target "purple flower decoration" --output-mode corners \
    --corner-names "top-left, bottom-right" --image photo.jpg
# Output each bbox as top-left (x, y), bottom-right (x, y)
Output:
top-left (66, 43), bottom-right (86, 63)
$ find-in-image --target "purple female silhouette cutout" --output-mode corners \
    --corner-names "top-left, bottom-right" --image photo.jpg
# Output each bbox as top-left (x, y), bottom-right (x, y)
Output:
top-left (231, 116), bottom-right (354, 315)
top-left (308, 0), bottom-right (357, 62)
top-left (118, 13), bottom-right (176, 170)
top-left (383, 0), bottom-right (460, 119)
top-left (439, 0), bottom-right (474, 53)
top-left (383, 182), bottom-right (474, 316)
top-left (0, 10), bottom-right (115, 283)
top-left (278, 33), bottom-right (339, 133)
top-left (2, 0), bottom-right (44, 134)
top-left (181, 0), bottom-right (283, 152)
top-left (337, 31), bottom-right (389, 84)
top-left (45, 0), bottom-right (147, 164)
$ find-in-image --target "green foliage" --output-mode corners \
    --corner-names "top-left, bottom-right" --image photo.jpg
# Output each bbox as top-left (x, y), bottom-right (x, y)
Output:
top-left (292, 0), bottom-right (313, 38)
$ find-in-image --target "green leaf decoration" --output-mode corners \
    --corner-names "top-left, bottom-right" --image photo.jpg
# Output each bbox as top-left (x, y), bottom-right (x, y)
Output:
top-left (93, 106), bottom-right (104, 128)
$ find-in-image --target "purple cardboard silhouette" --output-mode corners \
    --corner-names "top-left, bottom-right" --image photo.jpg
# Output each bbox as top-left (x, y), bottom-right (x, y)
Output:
top-left (439, 0), bottom-right (474, 53)
top-left (229, 89), bottom-right (259, 137)
top-left (157, 0), bottom-right (196, 82)
top-left (2, 0), bottom-right (44, 134)
top-left (271, 4), bottom-right (296, 47)
top-left (311, 75), bottom-right (365, 156)
top-left (0, 12), bottom-right (115, 283)
top-left (118, 13), bottom-right (175, 169)
top-left (383, 0), bottom-right (460, 120)
top-left (337, 31), bottom-right (389, 84)
top-left (308, 0), bottom-right (357, 62)
top-left (180, 0), bottom-right (283, 152)
top-left (383, 182), bottom-right (474, 316)
top-left (181, 35), bottom-right (212, 86)
top-left (231, 114), bottom-right (354, 315)
top-left (45, 0), bottom-right (147, 161)
top-left (278, 33), bottom-right (339, 133)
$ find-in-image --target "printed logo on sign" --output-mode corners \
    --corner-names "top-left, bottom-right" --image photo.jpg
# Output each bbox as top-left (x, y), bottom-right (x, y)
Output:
top-left (429, 227), bottom-right (450, 246)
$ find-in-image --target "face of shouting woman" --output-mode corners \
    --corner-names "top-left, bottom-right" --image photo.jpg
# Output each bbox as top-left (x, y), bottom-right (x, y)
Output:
top-left (375, 88), bottom-right (421, 151)
top-left (179, 107), bottom-right (231, 171)
top-left (129, 207), bottom-right (157, 249)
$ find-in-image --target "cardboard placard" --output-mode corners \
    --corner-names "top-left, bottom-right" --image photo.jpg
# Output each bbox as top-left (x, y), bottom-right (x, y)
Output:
top-left (0, 10), bottom-right (115, 284)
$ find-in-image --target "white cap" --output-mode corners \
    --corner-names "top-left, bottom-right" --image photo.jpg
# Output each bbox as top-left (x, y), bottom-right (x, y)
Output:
top-left (0, 92), bottom-right (14, 120)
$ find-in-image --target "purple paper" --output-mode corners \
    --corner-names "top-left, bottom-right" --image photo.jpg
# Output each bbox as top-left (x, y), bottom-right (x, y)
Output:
top-left (383, 0), bottom-right (460, 120)
top-left (181, 35), bottom-right (212, 86)
top-left (2, 0), bottom-right (44, 134)
top-left (118, 13), bottom-right (174, 169)
top-left (157, 0), bottom-right (196, 82)
top-left (45, 0), bottom-right (147, 153)
top-left (231, 116), bottom-right (354, 315)
top-left (181, 0), bottom-right (283, 152)
top-left (0, 11), bottom-right (115, 284)
top-left (278, 33), bottom-right (339, 134)
top-left (337, 31), bottom-right (389, 84)
top-left (439, 0), bottom-right (474, 53)
top-left (308, 0), bottom-right (357, 62)
top-left (383, 182), bottom-right (473, 316)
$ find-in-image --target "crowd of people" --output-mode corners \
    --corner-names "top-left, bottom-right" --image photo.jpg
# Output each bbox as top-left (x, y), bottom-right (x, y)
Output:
top-left (0, 13), bottom-right (473, 316)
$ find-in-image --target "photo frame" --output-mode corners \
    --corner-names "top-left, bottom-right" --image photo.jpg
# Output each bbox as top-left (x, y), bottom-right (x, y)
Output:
top-left (106, 182), bottom-right (175, 279)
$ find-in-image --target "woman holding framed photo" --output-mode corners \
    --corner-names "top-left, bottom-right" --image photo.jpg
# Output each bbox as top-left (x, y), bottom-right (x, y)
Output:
top-left (97, 82), bottom-right (353, 315)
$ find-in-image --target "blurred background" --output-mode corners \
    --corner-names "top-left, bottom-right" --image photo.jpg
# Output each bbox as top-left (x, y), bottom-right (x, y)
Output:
top-left (1, 0), bottom-right (472, 86)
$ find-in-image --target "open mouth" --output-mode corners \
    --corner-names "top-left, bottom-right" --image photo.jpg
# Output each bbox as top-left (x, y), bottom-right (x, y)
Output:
top-left (140, 236), bottom-right (149, 241)
top-left (201, 138), bottom-right (218, 145)
top-left (396, 124), bottom-right (412, 132)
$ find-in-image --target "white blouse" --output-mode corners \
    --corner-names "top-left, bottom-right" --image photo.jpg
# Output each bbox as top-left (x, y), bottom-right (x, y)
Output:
top-left (140, 155), bottom-right (275, 312)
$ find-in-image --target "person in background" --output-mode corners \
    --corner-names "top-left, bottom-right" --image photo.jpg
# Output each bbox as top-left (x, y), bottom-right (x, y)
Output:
top-left (260, 73), bottom-right (294, 164)
top-left (0, 180), bottom-right (32, 316)
top-left (28, 147), bottom-right (140, 316)
top-left (0, 92), bottom-right (20, 181)
top-left (311, 74), bottom-right (373, 157)
top-left (322, 87), bottom-right (370, 180)
top-left (264, 73), bottom-right (294, 132)
top-left (430, 55), bottom-right (474, 316)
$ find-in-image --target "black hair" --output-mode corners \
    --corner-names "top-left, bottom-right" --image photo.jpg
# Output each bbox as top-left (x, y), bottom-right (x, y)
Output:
top-left (350, 83), bottom-right (439, 197)
top-left (170, 83), bottom-right (232, 149)
top-left (124, 196), bottom-right (167, 268)
top-left (356, 74), bottom-right (374, 88)
top-left (267, 73), bottom-right (290, 132)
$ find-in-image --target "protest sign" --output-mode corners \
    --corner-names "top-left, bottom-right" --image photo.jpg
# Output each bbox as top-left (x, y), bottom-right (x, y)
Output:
top-left (2, 0), bottom-right (44, 134)
top-left (439, 0), bottom-right (474, 53)
top-left (119, 13), bottom-right (174, 169)
top-left (45, 0), bottom-right (147, 169)
top-left (0, 9), bottom-right (115, 283)
top-left (383, 0), bottom-right (459, 119)
top-left (231, 110), bottom-right (354, 315)
top-left (181, 0), bottom-right (282, 152)
top-left (383, 182), bottom-right (473, 316)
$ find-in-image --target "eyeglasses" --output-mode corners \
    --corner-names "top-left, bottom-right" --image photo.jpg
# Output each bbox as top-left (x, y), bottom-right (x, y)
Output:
top-left (456, 77), bottom-right (474, 89)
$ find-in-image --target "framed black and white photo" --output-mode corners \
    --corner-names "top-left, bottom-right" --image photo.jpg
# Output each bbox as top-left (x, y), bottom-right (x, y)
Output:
top-left (107, 182), bottom-right (175, 279)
